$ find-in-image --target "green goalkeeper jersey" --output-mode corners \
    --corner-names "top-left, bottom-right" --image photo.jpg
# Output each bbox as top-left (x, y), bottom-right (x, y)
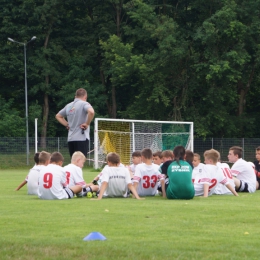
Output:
top-left (166, 160), bottom-right (194, 200)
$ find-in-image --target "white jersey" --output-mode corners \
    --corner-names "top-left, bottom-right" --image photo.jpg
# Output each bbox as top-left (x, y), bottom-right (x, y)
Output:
top-left (192, 163), bottom-right (205, 180)
top-left (213, 163), bottom-right (235, 195)
top-left (26, 165), bottom-right (45, 195)
top-left (101, 166), bottom-right (132, 197)
top-left (231, 158), bottom-right (256, 193)
top-left (133, 163), bottom-right (163, 196)
top-left (38, 164), bottom-right (68, 200)
top-left (63, 163), bottom-right (86, 187)
top-left (194, 164), bottom-right (229, 196)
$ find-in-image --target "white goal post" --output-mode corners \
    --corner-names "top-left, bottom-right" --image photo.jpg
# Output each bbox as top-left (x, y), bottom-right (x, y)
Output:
top-left (94, 118), bottom-right (194, 169)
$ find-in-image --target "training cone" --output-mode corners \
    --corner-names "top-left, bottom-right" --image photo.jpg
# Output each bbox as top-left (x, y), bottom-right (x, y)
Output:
top-left (83, 232), bottom-right (107, 241)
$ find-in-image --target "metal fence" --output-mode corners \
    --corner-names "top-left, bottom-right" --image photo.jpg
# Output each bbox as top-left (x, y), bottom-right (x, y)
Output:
top-left (0, 137), bottom-right (259, 168)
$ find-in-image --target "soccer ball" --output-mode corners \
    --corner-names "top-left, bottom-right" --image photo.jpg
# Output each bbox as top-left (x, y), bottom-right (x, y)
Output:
top-left (92, 192), bottom-right (97, 197)
top-left (87, 192), bottom-right (93, 198)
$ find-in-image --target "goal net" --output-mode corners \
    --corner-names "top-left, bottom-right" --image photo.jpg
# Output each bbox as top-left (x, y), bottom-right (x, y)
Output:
top-left (94, 118), bottom-right (193, 169)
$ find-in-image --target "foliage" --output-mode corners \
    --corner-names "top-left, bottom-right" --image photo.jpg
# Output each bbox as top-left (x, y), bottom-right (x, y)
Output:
top-left (0, 0), bottom-right (260, 138)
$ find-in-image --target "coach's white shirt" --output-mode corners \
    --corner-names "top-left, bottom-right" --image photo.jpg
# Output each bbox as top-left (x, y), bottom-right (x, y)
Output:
top-left (38, 164), bottom-right (68, 200)
top-left (26, 165), bottom-right (45, 195)
top-left (231, 158), bottom-right (256, 193)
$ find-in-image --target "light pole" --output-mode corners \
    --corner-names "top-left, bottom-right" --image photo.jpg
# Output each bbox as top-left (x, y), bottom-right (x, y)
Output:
top-left (8, 36), bottom-right (36, 165)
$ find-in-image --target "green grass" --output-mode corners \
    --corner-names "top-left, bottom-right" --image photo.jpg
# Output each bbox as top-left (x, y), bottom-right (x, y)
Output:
top-left (1, 168), bottom-right (260, 260)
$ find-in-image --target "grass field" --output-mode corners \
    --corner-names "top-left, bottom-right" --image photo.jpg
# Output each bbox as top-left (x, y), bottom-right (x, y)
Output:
top-left (1, 168), bottom-right (260, 260)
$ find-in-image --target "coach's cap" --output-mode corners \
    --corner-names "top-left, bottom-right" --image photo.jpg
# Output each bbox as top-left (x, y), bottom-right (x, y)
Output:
top-left (83, 232), bottom-right (107, 241)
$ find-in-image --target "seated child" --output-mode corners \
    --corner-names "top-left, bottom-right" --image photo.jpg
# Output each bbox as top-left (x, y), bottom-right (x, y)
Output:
top-left (194, 149), bottom-right (238, 197)
top-left (128, 151), bottom-right (142, 177)
top-left (185, 150), bottom-right (194, 169)
top-left (162, 146), bottom-right (194, 200)
top-left (228, 146), bottom-right (256, 193)
top-left (161, 150), bottom-right (174, 163)
top-left (38, 152), bottom-right (82, 200)
top-left (152, 151), bottom-right (162, 165)
top-left (192, 153), bottom-right (205, 180)
top-left (253, 146), bottom-right (260, 190)
top-left (95, 152), bottom-right (142, 200)
top-left (214, 157), bottom-right (235, 195)
top-left (15, 151), bottom-right (50, 195)
top-left (133, 148), bottom-right (164, 197)
top-left (63, 151), bottom-right (99, 197)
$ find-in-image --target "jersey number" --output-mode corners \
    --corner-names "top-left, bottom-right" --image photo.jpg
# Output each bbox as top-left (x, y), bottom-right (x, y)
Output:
top-left (65, 171), bottom-right (71, 184)
top-left (143, 175), bottom-right (157, 188)
top-left (43, 173), bottom-right (53, 189)
top-left (208, 178), bottom-right (217, 192)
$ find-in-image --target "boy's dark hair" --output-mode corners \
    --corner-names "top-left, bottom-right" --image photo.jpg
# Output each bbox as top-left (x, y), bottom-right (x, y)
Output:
top-left (132, 151), bottom-right (141, 157)
top-left (173, 146), bottom-right (185, 165)
top-left (161, 150), bottom-right (174, 159)
top-left (256, 146), bottom-right (260, 151)
top-left (50, 152), bottom-right (64, 163)
top-left (229, 146), bottom-right (243, 158)
top-left (107, 152), bottom-right (120, 164)
top-left (39, 151), bottom-right (51, 164)
top-left (142, 148), bottom-right (153, 159)
top-left (152, 151), bottom-right (162, 158)
top-left (185, 150), bottom-right (194, 162)
top-left (34, 152), bottom-right (40, 164)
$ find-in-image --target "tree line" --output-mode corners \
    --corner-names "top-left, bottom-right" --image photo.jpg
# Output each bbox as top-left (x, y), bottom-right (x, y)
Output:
top-left (1, 0), bottom-right (260, 142)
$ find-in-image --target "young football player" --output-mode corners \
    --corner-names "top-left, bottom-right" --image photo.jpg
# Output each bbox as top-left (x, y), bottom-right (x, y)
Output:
top-left (15, 151), bottom-right (50, 195)
top-left (228, 146), bottom-right (256, 193)
top-left (94, 152), bottom-right (142, 200)
top-left (192, 153), bottom-right (205, 181)
top-left (152, 151), bottom-right (162, 165)
top-left (194, 149), bottom-right (238, 197)
top-left (163, 146), bottom-right (194, 200)
top-left (254, 146), bottom-right (260, 190)
top-left (38, 152), bottom-right (82, 200)
top-left (133, 148), bottom-right (164, 197)
top-left (128, 151), bottom-right (142, 177)
top-left (63, 151), bottom-right (99, 197)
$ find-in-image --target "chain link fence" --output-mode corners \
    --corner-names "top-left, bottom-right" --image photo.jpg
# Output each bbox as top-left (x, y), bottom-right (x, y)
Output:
top-left (0, 137), bottom-right (259, 168)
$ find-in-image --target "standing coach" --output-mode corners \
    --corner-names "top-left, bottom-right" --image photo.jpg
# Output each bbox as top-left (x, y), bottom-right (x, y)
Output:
top-left (56, 88), bottom-right (95, 157)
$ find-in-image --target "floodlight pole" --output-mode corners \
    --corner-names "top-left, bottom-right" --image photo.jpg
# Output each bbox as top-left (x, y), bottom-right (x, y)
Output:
top-left (8, 36), bottom-right (36, 165)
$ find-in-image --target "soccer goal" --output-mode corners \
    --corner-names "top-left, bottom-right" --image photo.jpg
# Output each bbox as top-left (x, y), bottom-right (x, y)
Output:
top-left (94, 118), bottom-right (193, 169)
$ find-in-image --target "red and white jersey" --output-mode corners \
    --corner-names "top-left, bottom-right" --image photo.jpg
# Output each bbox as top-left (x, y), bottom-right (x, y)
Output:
top-left (194, 164), bottom-right (229, 196)
top-left (213, 162), bottom-right (235, 195)
top-left (26, 165), bottom-right (45, 195)
top-left (192, 163), bottom-right (205, 180)
top-left (38, 164), bottom-right (68, 200)
top-left (231, 158), bottom-right (256, 193)
top-left (63, 163), bottom-right (86, 188)
top-left (101, 166), bottom-right (132, 197)
top-left (133, 163), bottom-right (163, 196)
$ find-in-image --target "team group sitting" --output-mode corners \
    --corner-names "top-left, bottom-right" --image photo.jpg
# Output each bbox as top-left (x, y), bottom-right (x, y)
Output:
top-left (15, 145), bottom-right (260, 200)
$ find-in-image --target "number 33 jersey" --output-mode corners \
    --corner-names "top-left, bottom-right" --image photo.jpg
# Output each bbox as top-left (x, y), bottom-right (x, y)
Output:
top-left (38, 164), bottom-right (68, 200)
top-left (133, 163), bottom-right (163, 196)
top-left (193, 164), bottom-right (229, 196)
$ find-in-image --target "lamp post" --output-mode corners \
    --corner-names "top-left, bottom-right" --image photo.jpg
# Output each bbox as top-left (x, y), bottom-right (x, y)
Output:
top-left (8, 36), bottom-right (36, 165)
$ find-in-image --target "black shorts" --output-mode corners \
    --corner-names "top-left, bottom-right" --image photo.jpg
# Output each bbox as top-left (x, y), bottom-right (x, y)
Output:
top-left (68, 139), bottom-right (89, 157)
top-left (236, 180), bottom-right (249, 192)
top-left (64, 187), bottom-right (74, 199)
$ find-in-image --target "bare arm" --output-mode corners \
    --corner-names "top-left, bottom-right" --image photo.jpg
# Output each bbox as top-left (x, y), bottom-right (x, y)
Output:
top-left (160, 179), bottom-right (166, 198)
top-left (225, 183), bottom-right (239, 196)
top-left (132, 182), bottom-right (138, 198)
top-left (94, 181), bottom-right (108, 200)
top-left (81, 107), bottom-right (95, 130)
top-left (55, 113), bottom-right (69, 129)
top-left (128, 183), bottom-right (144, 200)
top-left (203, 184), bottom-right (209, 197)
top-left (15, 180), bottom-right (27, 191)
